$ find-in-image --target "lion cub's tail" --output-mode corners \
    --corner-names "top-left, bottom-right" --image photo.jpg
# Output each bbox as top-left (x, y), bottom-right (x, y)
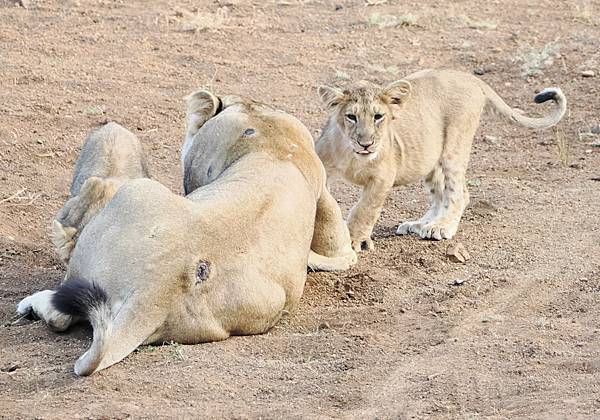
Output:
top-left (480, 81), bottom-right (567, 129)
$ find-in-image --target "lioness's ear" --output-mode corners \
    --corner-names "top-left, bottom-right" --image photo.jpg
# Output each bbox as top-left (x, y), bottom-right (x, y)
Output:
top-left (184, 89), bottom-right (222, 137)
top-left (318, 85), bottom-right (345, 110)
top-left (381, 80), bottom-right (411, 105)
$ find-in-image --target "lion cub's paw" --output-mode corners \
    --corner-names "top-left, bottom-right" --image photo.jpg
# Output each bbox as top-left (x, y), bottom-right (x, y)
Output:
top-left (396, 220), bottom-right (424, 236)
top-left (351, 235), bottom-right (374, 253)
top-left (418, 222), bottom-right (457, 241)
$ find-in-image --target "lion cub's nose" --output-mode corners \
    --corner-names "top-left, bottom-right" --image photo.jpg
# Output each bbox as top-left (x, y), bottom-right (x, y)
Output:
top-left (358, 140), bottom-right (374, 148)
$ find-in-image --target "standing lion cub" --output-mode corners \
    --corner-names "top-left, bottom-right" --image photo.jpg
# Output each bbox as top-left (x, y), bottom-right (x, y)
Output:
top-left (316, 69), bottom-right (567, 251)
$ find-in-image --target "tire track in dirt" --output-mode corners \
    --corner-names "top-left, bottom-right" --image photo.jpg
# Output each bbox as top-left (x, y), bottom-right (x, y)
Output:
top-left (349, 180), bottom-right (600, 418)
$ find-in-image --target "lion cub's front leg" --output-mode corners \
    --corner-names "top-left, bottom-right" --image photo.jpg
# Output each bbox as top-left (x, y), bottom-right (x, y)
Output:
top-left (347, 178), bottom-right (394, 252)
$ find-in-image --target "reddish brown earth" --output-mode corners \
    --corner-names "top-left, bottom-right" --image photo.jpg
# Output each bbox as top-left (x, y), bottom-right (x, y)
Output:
top-left (1, 0), bottom-right (599, 418)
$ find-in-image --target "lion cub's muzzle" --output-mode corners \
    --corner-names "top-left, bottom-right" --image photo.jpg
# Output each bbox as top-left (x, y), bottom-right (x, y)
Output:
top-left (353, 138), bottom-right (377, 156)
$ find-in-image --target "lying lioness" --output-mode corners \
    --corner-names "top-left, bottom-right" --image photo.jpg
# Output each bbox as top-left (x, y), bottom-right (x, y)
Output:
top-left (17, 93), bottom-right (355, 375)
top-left (317, 69), bottom-right (567, 251)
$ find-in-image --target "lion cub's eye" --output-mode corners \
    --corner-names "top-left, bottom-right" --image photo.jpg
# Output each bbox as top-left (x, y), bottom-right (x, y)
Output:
top-left (374, 113), bottom-right (385, 122)
top-left (345, 114), bottom-right (357, 123)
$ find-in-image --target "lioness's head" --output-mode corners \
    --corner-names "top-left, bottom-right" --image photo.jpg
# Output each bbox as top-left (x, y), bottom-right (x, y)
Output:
top-left (318, 80), bottom-right (411, 157)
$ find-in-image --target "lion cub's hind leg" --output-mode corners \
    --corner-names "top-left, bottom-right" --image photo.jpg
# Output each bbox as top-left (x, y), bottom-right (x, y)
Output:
top-left (417, 119), bottom-right (477, 240)
top-left (396, 164), bottom-right (445, 236)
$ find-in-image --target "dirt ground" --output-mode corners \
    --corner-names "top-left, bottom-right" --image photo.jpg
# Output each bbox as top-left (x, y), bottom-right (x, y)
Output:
top-left (1, 0), bottom-right (599, 418)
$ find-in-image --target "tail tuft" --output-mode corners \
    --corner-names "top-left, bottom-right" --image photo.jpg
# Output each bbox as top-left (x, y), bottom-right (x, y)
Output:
top-left (52, 278), bottom-right (109, 318)
top-left (534, 88), bottom-right (559, 104)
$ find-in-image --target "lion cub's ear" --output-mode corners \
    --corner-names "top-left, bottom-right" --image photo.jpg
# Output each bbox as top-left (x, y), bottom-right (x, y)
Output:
top-left (318, 85), bottom-right (345, 110)
top-left (381, 80), bottom-right (412, 105)
top-left (184, 90), bottom-right (222, 137)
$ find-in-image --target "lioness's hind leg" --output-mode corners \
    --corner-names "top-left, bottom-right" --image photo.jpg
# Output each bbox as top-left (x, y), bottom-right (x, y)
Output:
top-left (16, 290), bottom-right (76, 331)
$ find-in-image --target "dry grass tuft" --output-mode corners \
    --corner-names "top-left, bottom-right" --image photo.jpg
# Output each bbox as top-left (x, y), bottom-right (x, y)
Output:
top-left (367, 12), bottom-right (418, 29)
top-left (169, 342), bottom-right (186, 361)
top-left (367, 63), bottom-right (400, 75)
top-left (573, 0), bottom-right (596, 24)
top-left (333, 70), bottom-right (351, 81)
top-left (181, 8), bottom-right (229, 33)
top-left (555, 127), bottom-right (570, 167)
top-left (457, 15), bottom-right (497, 30)
top-left (517, 41), bottom-right (561, 77)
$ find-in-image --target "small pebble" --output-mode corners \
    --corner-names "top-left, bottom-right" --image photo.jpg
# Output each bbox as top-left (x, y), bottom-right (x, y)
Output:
top-left (318, 322), bottom-right (330, 330)
top-left (474, 65), bottom-right (494, 76)
top-left (0, 363), bottom-right (19, 373)
top-left (581, 70), bottom-right (595, 77)
top-left (483, 135), bottom-right (499, 143)
top-left (446, 243), bottom-right (471, 263)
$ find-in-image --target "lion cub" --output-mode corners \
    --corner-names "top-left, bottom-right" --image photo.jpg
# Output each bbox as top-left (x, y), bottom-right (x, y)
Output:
top-left (317, 69), bottom-right (566, 251)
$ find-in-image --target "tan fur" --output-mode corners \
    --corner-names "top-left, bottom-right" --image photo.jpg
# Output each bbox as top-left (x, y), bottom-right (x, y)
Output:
top-left (18, 92), bottom-right (355, 376)
top-left (317, 69), bottom-right (567, 251)
top-left (183, 90), bottom-right (356, 270)
top-left (50, 123), bottom-right (150, 264)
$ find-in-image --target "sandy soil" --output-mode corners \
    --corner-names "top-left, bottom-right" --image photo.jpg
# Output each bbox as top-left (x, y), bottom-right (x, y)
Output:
top-left (1, 0), bottom-right (599, 418)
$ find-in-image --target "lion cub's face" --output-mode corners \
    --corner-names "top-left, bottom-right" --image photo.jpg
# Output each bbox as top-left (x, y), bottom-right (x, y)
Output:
top-left (318, 80), bottom-right (411, 158)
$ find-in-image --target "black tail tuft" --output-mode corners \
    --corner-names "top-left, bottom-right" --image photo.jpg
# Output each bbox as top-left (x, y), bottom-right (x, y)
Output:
top-left (534, 90), bottom-right (557, 104)
top-left (52, 278), bottom-right (109, 318)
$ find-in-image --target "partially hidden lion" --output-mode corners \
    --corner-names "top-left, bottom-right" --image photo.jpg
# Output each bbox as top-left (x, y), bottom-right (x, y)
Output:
top-left (17, 92), bottom-right (356, 376)
top-left (316, 69), bottom-right (567, 251)
top-left (50, 122), bottom-right (150, 264)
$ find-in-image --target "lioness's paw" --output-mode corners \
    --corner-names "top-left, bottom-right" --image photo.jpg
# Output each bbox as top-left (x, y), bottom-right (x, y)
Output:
top-left (346, 248), bottom-right (358, 265)
top-left (351, 236), bottom-right (374, 252)
top-left (418, 223), bottom-right (457, 241)
top-left (16, 290), bottom-right (72, 331)
top-left (16, 295), bottom-right (37, 318)
top-left (307, 249), bottom-right (356, 272)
